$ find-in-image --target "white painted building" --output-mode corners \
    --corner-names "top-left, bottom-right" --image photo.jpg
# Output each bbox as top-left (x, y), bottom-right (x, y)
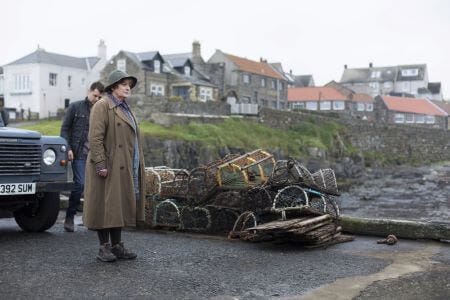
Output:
top-left (2, 40), bottom-right (107, 119)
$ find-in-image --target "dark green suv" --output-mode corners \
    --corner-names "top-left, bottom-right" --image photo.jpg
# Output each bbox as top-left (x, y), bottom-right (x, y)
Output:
top-left (0, 122), bottom-right (72, 232)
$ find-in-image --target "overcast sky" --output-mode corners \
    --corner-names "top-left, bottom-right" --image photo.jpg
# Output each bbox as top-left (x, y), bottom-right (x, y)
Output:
top-left (2, 0), bottom-right (450, 98)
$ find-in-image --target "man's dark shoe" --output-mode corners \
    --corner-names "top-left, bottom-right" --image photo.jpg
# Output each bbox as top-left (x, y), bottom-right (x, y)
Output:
top-left (111, 242), bottom-right (137, 260)
top-left (64, 216), bottom-right (74, 232)
top-left (97, 244), bottom-right (117, 262)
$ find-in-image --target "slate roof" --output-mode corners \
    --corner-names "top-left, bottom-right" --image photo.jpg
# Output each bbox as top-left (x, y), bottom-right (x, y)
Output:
top-left (163, 53), bottom-right (192, 68)
top-left (351, 93), bottom-right (373, 103)
top-left (288, 87), bottom-right (347, 102)
top-left (381, 96), bottom-right (447, 116)
top-left (294, 75), bottom-right (314, 87)
top-left (0, 66), bottom-right (3, 74)
top-left (5, 49), bottom-right (100, 70)
top-left (430, 100), bottom-right (450, 114)
top-left (224, 53), bottom-right (285, 80)
top-left (340, 64), bottom-right (427, 83)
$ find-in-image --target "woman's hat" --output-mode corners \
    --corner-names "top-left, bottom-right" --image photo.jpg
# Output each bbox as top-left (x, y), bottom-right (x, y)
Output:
top-left (105, 69), bottom-right (137, 92)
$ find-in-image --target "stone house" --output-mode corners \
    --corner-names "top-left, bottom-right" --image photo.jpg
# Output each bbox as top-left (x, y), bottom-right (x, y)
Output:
top-left (429, 100), bottom-right (450, 130)
top-left (288, 85), bottom-right (375, 121)
top-left (340, 63), bottom-right (444, 101)
top-left (375, 95), bottom-right (448, 129)
top-left (2, 40), bottom-right (107, 119)
top-left (102, 42), bottom-right (218, 102)
top-left (207, 50), bottom-right (288, 111)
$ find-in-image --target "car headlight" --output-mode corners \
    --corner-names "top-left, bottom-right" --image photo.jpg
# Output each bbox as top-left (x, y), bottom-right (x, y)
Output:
top-left (43, 149), bottom-right (56, 165)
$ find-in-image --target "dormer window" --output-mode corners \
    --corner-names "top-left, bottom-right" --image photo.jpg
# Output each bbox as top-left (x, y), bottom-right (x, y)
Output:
top-left (401, 68), bottom-right (419, 77)
top-left (154, 60), bottom-right (161, 73)
top-left (370, 71), bottom-right (381, 78)
top-left (184, 66), bottom-right (191, 76)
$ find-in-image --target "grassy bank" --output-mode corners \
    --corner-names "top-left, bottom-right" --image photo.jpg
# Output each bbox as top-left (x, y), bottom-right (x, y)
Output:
top-left (21, 118), bottom-right (345, 157)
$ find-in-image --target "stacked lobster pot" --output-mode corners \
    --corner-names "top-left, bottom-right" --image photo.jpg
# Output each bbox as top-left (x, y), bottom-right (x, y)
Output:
top-left (144, 150), bottom-right (352, 247)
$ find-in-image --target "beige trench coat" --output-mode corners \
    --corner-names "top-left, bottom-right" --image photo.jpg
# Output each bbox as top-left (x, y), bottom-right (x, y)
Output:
top-left (83, 95), bottom-right (145, 229)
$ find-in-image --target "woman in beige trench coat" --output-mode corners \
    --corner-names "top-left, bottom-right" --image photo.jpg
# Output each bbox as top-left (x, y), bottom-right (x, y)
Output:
top-left (83, 69), bottom-right (145, 262)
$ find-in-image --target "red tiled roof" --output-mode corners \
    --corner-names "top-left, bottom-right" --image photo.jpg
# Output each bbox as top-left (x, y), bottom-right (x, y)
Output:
top-left (288, 87), bottom-right (347, 102)
top-left (381, 96), bottom-right (448, 116)
top-left (225, 53), bottom-right (284, 80)
top-left (352, 93), bottom-right (373, 103)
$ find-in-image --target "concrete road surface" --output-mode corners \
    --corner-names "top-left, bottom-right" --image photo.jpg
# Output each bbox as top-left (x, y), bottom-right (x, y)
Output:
top-left (0, 212), bottom-right (449, 299)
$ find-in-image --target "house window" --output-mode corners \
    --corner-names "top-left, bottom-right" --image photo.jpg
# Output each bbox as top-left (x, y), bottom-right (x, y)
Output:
top-left (49, 73), bottom-right (57, 86)
top-left (243, 74), bottom-right (251, 84)
top-left (279, 82), bottom-right (284, 90)
top-left (184, 66), bottom-right (191, 76)
top-left (357, 103), bottom-right (365, 111)
top-left (154, 60), bottom-right (161, 73)
top-left (333, 101), bottom-right (345, 110)
top-left (383, 82), bottom-right (393, 89)
top-left (292, 102), bottom-right (305, 109)
top-left (401, 68), bottom-right (419, 77)
top-left (13, 74), bottom-right (31, 92)
top-left (280, 102), bottom-right (285, 109)
top-left (199, 87), bottom-right (213, 102)
top-left (425, 115), bottom-right (435, 124)
top-left (306, 101), bottom-right (318, 110)
top-left (370, 71), bottom-right (381, 78)
top-left (394, 113), bottom-right (405, 123)
top-left (366, 103), bottom-right (373, 111)
top-left (405, 113), bottom-right (414, 123)
top-left (415, 114), bottom-right (425, 123)
top-left (320, 101), bottom-right (331, 110)
top-left (261, 78), bottom-right (266, 87)
top-left (369, 82), bottom-right (379, 89)
top-left (271, 80), bottom-right (277, 90)
top-left (261, 99), bottom-right (268, 107)
top-left (150, 83), bottom-right (164, 96)
top-left (271, 101), bottom-right (277, 109)
top-left (117, 59), bottom-right (126, 72)
top-left (67, 75), bottom-right (72, 88)
top-left (241, 96), bottom-right (251, 103)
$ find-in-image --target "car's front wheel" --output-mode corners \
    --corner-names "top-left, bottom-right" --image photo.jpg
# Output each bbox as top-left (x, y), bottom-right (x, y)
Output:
top-left (13, 192), bottom-right (60, 232)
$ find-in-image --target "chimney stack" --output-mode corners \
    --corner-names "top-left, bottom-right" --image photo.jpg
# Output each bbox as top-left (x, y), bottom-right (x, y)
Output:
top-left (369, 62), bottom-right (373, 68)
top-left (344, 64), bottom-right (347, 69)
top-left (98, 39), bottom-right (107, 61)
top-left (192, 40), bottom-right (201, 58)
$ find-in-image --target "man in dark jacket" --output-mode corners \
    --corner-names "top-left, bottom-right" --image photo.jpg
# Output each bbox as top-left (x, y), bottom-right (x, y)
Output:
top-left (60, 81), bottom-right (104, 232)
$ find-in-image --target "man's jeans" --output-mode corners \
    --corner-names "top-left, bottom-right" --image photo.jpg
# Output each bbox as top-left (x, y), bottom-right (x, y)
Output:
top-left (66, 160), bottom-right (86, 218)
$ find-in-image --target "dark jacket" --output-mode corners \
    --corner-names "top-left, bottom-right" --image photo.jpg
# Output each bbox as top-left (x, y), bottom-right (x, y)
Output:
top-left (60, 98), bottom-right (91, 160)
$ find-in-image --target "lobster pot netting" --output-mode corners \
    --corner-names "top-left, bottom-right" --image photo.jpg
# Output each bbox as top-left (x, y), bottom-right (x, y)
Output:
top-left (311, 168), bottom-right (338, 195)
top-left (153, 199), bottom-right (182, 228)
top-left (268, 159), bottom-right (315, 188)
top-left (145, 167), bottom-right (190, 198)
top-left (180, 206), bottom-right (211, 232)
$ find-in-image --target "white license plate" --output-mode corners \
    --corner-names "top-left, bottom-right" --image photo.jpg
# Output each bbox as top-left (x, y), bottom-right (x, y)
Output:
top-left (0, 183), bottom-right (36, 195)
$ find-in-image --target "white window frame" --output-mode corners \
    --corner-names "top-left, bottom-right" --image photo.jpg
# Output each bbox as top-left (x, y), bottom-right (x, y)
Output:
top-left (199, 87), bottom-right (213, 102)
top-left (49, 73), bottom-right (57, 86)
top-left (154, 60), bottom-right (161, 73)
top-left (425, 115), bottom-right (435, 124)
top-left (369, 82), bottom-right (379, 89)
top-left (370, 71), bottom-right (381, 78)
top-left (405, 113), bottom-right (414, 123)
top-left (306, 101), bottom-right (318, 110)
top-left (394, 113), bottom-right (405, 123)
top-left (333, 101), bottom-right (345, 110)
top-left (383, 82), bottom-right (392, 89)
top-left (292, 102), bottom-right (305, 109)
top-left (243, 74), bottom-right (250, 84)
top-left (117, 59), bottom-right (126, 72)
top-left (184, 66), bottom-right (191, 76)
top-left (415, 114), bottom-right (425, 124)
top-left (401, 68), bottom-right (419, 77)
top-left (12, 74), bottom-right (31, 92)
top-left (357, 103), bottom-right (365, 111)
top-left (261, 78), bottom-right (266, 87)
top-left (366, 103), bottom-right (373, 111)
top-left (150, 83), bottom-right (164, 96)
top-left (320, 101), bottom-right (331, 110)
